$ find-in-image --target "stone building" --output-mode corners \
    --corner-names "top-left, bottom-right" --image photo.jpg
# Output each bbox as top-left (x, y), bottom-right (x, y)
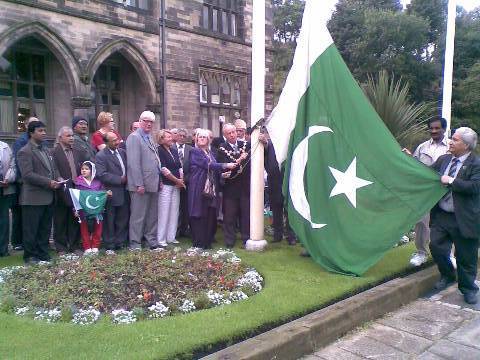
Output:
top-left (0, 0), bottom-right (274, 142)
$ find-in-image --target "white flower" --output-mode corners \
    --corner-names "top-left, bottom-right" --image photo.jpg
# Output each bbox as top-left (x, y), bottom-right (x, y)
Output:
top-left (15, 306), bottom-right (30, 316)
top-left (0, 266), bottom-right (24, 284)
top-left (179, 300), bottom-right (196, 313)
top-left (229, 291), bottom-right (248, 302)
top-left (111, 309), bottom-right (136, 324)
top-left (206, 290), bottom-right (225, 306)
top-left (34, 308), bottom-right (61, 323)
top-left (213, 248), bottom-right (239, 263)
top-left (185, 247), bottom-right (202, 257)
top-left (148, 302), bottom-right (169, 318)
top-left (72, 307), bottom-right (101, 325)
top-left (237, 270), bottom-right (263, 292)
top-left (58, 254), bottom-right (80, 262)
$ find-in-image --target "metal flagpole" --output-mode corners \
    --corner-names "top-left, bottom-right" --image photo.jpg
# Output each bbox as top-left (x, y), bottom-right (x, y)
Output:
top-left (442, 0), bottom-right (457, 136)
top-left (246, 0), bottom-right (267, 251)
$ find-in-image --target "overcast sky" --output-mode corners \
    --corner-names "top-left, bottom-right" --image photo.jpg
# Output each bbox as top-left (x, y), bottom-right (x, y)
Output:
top-left (401, 0), bottom-right (480, 11)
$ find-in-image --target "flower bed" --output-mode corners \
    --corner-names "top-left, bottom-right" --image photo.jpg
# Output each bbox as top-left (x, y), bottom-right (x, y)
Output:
top-left (0, 248), bottom-right (262, 325)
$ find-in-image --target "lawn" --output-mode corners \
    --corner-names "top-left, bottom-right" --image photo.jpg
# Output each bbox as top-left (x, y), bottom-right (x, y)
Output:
top-left (0, 240), bottom-right (419, 360)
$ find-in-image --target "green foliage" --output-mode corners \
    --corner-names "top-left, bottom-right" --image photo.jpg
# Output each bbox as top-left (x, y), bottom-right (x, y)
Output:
top-left (193, 293), bottom-right (210, 310)
top-left (59, 306), bottom-right (74, 323)
top-left (0, 294), bottom-right (15, 314)
top-left (363, 71), bottom-right (434, 147)
top-left (273, 0), bottom-right (305, 43)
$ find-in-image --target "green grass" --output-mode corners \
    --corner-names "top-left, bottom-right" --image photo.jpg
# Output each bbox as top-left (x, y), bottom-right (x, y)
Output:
top-left (0, 241), bottom-right (419, 360)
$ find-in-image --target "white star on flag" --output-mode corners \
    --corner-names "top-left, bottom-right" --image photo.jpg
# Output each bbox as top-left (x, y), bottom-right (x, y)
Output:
top-left (329, 157), bottom-right (372, 208)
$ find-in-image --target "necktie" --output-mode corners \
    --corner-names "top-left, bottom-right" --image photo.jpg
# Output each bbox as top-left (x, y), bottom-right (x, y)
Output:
top-left (448, 158), bottom-right (459, 178)
top-left (178, 145), bottom-right (184, 164)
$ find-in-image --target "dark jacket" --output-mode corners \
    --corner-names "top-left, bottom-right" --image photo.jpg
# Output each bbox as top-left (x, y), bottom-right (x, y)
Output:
top-left (158, 145), bottom-right (181, 186)
top-left (431, 153), bottom-right (480, 239)
top-left (264, 140), bottom-right (284, 206)
top-left (95, 147), bottom-right (128, 207)
top-left (52, 145), bottom-right (88, 207)
top-left (17, 141), bottom-right (58, 206)
top-left (216, 140), bottom-right (250, 198)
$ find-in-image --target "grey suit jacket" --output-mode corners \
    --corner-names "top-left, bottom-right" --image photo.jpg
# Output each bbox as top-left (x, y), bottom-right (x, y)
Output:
top-left (17, 141), bottom-right (58, 206)
top-left (126, 130), bottom-right (160, 193)
top-left (96, 147), bottom-right (128, 206)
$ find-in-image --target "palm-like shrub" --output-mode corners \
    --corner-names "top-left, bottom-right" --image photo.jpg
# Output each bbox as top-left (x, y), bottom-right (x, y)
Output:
top-left (363, 70), bottom-right (434, 148)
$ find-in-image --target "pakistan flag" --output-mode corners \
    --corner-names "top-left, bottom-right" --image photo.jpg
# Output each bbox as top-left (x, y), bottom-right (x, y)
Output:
top-left (266, 0), bottom-right (447, 276)
top-left (69, 189), bottom-right (108, 217)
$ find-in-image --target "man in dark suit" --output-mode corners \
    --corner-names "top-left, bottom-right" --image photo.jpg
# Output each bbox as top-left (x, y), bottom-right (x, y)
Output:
top-left (96, 131), bottom-right (129, 252)
top-left (52, 126), bottom-right (88, 254)
top-left (17, 121), bottom-right (62, 263)
top-left (264, 137), bottom-right (296, 245)
top-left (216, 123), bottom-right (250, 248)
top-left (430, 127), bottom-right (480, 305)
top-left (175, 128), bottom-right (192, 237)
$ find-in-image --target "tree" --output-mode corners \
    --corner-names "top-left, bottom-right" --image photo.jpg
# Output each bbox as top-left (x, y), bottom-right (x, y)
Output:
top-left (363, 71), bottom-right (434, 148)
top-left (272, 0), bottom-right (305, 43)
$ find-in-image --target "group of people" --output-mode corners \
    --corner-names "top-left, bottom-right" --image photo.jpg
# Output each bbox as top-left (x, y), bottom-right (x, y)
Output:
top-left (0, 110), bottom-right (294, 265)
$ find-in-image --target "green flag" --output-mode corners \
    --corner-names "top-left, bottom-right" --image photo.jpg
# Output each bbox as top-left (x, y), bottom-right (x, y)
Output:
top-left (266, 0), bottom-right (447, 276)
top-left (69, 189), bottom-right (107, 217)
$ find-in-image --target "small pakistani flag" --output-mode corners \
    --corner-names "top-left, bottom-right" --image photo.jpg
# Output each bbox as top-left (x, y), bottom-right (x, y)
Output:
top-left (69, 189), bottom-right (107, 217)
top-left (266, 0), bottom-right (447, 276)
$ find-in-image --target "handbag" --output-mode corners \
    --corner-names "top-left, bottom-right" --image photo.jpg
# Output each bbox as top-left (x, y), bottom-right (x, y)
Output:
top-left (203, 161), bottom-right (216, 198)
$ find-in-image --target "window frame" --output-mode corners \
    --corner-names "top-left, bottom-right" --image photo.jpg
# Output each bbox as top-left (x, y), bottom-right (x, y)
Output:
top-left (201, 0), bottom-right (242, 38)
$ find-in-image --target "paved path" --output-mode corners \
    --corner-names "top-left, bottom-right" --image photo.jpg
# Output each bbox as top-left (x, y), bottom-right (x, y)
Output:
top-left (302, 281), bottom-right (480, 360)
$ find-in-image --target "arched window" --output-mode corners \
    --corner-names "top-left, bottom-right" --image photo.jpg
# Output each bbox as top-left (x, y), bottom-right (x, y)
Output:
top-left (221, 79), bottom-right (230, 105)
top-left (199, 74), bottom-right (208, 103)
top-left (210, 75), bottom-right (220, 104)
top-left (233, 80), bottom-right (240, 106)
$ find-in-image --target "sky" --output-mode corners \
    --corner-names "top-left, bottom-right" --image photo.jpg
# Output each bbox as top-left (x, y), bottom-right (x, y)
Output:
top-left (401, 0), bottom-right (480, 11)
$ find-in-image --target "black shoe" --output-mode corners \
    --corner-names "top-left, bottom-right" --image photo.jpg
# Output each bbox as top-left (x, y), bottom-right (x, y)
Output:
top-left (287, 239), bottom-right (297, 246)
top-left (435, 276), bottom-right (456, 291)
top-left (25, 257), bottom-right (40, 265)
top-left (464, 292), bottom-right (478, 304)
top-left (13, 245), bottom-right (23, 251)
top-left (300, 249), bottom-right (311, 257)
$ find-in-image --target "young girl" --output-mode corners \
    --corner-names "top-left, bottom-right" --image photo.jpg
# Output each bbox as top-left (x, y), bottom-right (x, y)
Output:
top-left (73, 161), bottom-right (111, 255)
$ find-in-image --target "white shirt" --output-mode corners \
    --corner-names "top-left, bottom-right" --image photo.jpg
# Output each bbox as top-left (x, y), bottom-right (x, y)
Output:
top-left (413, 137), bottom-right (449, 166)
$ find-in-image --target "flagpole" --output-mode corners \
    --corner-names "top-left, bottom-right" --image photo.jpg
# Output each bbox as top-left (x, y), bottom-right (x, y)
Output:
top-left (442, 0), bottom-right (457, 136)
top-left (246, 0), bottom-right (267, 252)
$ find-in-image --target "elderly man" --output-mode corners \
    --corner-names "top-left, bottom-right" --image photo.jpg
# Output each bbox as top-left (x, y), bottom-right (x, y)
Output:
top-left (52, 126), bottom-right (88, 254)
top-left (96, 131), bottom-right (129, 253)
top-left (234, 119), bottom-right (247, 142)
top-left (130, 121), bottom-right (140, 133)
top-left (17, 121), bottom-right (62, 263)
top-left (175, 128), bottom-right (192, 237)
top-left (126, 111), bottom-right (161, 250)
top-left (409, 117), bottom-right (450, 266)
top-left (216, 123), bottom-right (250, 248)
top-left (430, 127), bottom-right (480, 305)
top-left (72, 116), bottom-right (96, 161)
top-left (0, 140), bottom-right (16, 256)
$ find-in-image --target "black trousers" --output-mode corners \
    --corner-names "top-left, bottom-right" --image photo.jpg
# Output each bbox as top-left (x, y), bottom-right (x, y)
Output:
top-left (222, 194), bottom-right (249, 247)
top-left (53, 203), bottom-right (80, 253)
top-left (430, 210), bottom-right (479, 295)
top-left (178, 188), bottom-right (190, 236)
top-left (190, 207), bottom-right (217, 249)
top-left (0, 194), bottom-right (14, 256)
top-left (103, 201), bottom-right (129, 250)
top-left (10, 185), bottom-right (22, 247)
top-left (22, 204), bottom-right (53, 261)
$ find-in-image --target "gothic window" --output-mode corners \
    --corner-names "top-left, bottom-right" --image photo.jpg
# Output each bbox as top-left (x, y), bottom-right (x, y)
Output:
top-left (93, 64), bottom-right (121, 125)
top-left (0, 51), bottom-right (46, 133)
top-left (199, 69), bottom-right (244, 136)
top-left (202, 0), bottom-right (241, 38)
top-left (111, 0), bottom-right (150, 11)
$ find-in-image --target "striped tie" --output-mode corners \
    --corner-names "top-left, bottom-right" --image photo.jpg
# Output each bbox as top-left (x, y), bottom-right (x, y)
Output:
top-left (448, 158), bottom-right (459, 178)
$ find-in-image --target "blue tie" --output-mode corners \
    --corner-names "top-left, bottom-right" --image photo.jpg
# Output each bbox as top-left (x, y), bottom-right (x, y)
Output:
top-left (448, 158), bottom-right (459, 178)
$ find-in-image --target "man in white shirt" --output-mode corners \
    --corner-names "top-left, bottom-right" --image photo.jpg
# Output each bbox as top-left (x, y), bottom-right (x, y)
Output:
top-left (409, 117), bottom-right (449, 266)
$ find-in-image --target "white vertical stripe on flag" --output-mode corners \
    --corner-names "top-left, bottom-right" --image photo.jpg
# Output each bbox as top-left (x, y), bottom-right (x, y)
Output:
top-left (69, 188), bottom-right (82, 211)
top-left (266, 0), bottom-right (337, 165)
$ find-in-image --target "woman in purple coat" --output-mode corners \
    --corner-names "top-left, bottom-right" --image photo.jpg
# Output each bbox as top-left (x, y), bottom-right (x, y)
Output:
top-left (188, 129), bottom-right (237, 249)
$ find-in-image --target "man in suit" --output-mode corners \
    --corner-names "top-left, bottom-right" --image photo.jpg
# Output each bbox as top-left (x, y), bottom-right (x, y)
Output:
top-left (10, 116), bottom-right (39, 252)
top-left (216, 123), bottom-right (250, 248)
top-left (175, 128), bottom-right (192, 237)
top-left (17, 121), bottom-right (62, 263)
top-left (96, 131), bottom-right (129, 253)
top-left (430, 127), bottom-right (480, 305)
top-left (52, 126), bottom-right (88, 254)
top-left (126, 110), bottom-right (161, 250)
